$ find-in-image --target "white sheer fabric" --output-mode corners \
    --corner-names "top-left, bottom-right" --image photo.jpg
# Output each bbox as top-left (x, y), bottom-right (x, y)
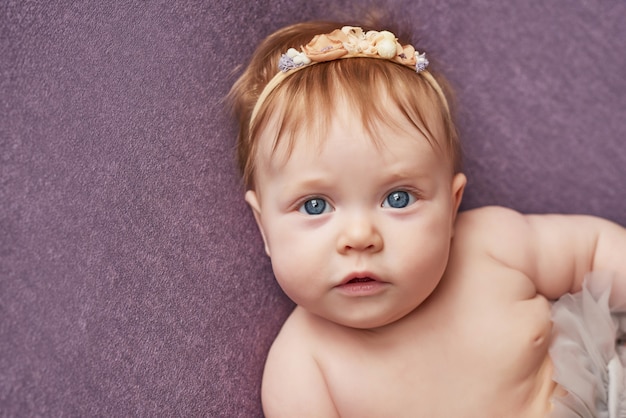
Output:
top-left (550, 273), bottom-right (626, 418)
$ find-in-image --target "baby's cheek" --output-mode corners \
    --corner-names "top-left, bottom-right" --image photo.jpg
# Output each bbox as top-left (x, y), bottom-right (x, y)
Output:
top-left (273, 246), bottom-right (325, 301)
top-left (271, 248), bottom-right (308, 285)
top-left (390, 235), bottom-right (450, 279)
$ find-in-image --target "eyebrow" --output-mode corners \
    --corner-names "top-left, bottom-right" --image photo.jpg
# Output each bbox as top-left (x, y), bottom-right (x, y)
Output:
top-left (379, 163), bottom-right (433, 182)
top-left (282, 175), bottom-right (335, 193)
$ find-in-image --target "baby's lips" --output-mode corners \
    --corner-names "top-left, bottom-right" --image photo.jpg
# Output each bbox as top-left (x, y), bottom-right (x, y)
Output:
top-left (338, 271), bottom-right (383, 286)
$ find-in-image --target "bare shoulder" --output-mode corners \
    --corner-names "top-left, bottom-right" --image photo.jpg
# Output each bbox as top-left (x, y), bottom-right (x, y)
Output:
top-left (456, 205), bottom-right (526, 230)
top-left (261, 307), bottom-right (340, 418)
top-left (454, 206), bottom-right (532, 253)
top-left (452, 206), bottom-right (537, 280)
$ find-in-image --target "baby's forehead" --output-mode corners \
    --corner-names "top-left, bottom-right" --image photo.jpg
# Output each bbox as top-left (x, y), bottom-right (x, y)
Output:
top-left (255, 105), bottom-right (444, 178)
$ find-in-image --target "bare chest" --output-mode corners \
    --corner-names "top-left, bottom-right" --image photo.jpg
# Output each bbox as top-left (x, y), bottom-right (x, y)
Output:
top-left (316, 289), bottom-right (555, 417)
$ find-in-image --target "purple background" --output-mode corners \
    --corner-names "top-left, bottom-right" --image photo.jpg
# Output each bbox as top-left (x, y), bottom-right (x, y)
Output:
top-left (1, 1), bottom-right (624, 416)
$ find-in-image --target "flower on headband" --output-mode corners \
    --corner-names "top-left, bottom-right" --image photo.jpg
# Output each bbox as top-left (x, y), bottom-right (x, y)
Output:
top-left (302, 29), bottom-right (350, 62)
top-left (279, 48), bottom-right (312, 72)
top-left (415, 52), bottom-right (429, 72)
top-left (391, 43), bottom-right (422, 69)
top-left (362, 29), bottom-right (400, 58)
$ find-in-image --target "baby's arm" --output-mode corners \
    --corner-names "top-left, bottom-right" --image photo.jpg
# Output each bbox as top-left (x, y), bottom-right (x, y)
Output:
top-left (261, 313), bottom-right (340, 418)
top-left (524, 210), bottom-right (626, 309)
top-left (463, 206), bottom-right (626, 305)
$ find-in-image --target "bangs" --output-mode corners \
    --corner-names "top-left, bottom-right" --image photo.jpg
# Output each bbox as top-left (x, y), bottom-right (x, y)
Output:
top-left (247, 58), bottom-right (460, 187)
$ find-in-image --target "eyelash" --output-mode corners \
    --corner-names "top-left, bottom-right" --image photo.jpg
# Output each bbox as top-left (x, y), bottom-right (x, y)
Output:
top-left (297, 190), bottom-right (419, 215)
top-left (298, 197), bottom-right (333, 215)
top-left (381, 190), bottom-right (417, 209)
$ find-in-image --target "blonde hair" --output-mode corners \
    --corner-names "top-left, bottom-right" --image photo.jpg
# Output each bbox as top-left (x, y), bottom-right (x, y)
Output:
top-left (228, 21), bottom-right (462, 189)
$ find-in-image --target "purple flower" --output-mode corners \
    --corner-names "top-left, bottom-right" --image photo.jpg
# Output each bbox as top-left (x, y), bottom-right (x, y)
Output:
top-left (278, 54), bottom-right (297, 72)
top-left (415, 53), bottom-right (429, 73)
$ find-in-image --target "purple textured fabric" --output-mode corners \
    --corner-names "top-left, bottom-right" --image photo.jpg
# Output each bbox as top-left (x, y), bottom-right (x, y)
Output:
top-left (1, 1), bottom-right (624, 416)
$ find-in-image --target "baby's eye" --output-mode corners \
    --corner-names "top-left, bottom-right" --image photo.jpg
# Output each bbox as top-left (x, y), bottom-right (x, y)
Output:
top-left (299, 198), bottom-right (332, 215)
top-left (382, 191), bottom-right (416, 209)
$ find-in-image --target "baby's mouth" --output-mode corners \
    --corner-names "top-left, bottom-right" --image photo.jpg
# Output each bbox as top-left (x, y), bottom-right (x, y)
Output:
top-left (346, 277), bottom-right (376, 284)
top-left (338, 272), bottom-right (383, 286)
top-left (335, 273), bottom-right (387, 296)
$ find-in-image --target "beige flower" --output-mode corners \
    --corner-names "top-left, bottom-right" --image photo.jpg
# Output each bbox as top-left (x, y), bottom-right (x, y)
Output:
top-left (302, 30), bottom-right (349, 62)
top-left (396, 44), bottom-right (417, 66)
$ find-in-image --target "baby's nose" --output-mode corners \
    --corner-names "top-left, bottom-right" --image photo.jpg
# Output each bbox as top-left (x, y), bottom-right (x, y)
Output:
top-left (336, 213), bottom-right (383, 254)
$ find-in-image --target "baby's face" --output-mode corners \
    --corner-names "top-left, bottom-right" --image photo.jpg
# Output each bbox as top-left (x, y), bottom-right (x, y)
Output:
top-left (246, 103), bottom-right (466, 329)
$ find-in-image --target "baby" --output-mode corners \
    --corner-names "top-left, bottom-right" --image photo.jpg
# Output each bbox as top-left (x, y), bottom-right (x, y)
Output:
top-left (229, 21), bottom-right (626, 417)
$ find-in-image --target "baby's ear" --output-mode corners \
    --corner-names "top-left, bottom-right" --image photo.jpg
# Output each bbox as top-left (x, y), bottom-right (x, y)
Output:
top-left (244, 190), bottom-right (271, 257)
top-left (450, 173), bottom-right (467, 235)
top-left (451, 173), bottom-right (467, 214)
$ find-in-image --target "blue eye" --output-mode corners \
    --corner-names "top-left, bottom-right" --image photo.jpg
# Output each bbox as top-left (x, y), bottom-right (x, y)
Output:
top-left (299, 198), bottom-right (331, 215)
top-left (383, 191), bottom-right (415, 209)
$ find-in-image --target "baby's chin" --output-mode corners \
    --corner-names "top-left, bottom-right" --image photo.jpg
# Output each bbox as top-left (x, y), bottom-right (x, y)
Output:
top-left (311, 303), bottom-right (423, 331)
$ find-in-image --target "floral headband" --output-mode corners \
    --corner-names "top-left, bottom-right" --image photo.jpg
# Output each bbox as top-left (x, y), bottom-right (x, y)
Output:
top-left (278, 26), bottom-right (429, 73)
top-left (250, 26), bottom-right (431, 127)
